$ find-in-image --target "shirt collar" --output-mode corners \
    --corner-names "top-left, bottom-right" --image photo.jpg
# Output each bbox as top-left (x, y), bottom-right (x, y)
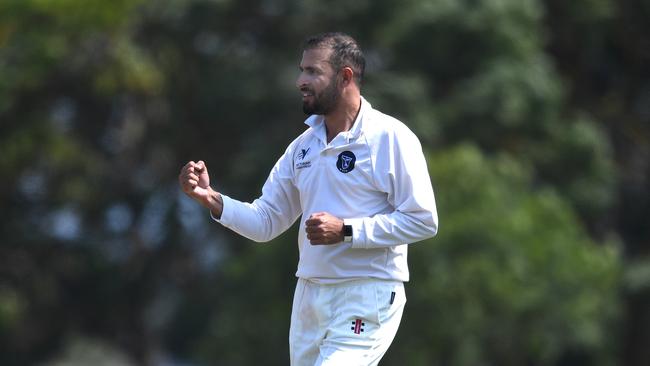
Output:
top-left (304, 96), bottom-right (371, 144)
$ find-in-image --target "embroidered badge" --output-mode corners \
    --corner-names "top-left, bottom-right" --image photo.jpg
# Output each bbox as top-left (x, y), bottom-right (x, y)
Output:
top-left (336, 151), bottom-right (356, 173)
top-left (351, 319), bottom-right (365, 334)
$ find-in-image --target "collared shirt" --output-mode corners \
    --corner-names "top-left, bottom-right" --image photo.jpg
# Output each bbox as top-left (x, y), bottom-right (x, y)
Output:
top-left (214, 97), bottom-right (438, 283)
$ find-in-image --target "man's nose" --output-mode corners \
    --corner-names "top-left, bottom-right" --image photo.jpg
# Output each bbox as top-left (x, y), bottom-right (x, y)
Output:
top-left (296, 73), bottom-right (307, 89)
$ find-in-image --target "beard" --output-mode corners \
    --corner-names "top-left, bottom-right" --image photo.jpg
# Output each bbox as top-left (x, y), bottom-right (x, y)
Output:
top-left (302, 76), bottom-right (340, 115)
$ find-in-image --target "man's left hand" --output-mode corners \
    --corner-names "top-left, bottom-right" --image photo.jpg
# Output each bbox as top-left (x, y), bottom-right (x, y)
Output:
top-left (305, 212), bottom-right (344, 245)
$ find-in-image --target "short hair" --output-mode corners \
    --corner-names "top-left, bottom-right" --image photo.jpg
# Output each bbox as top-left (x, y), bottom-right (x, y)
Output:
top-left (302, 32), bottom-right (366, 85)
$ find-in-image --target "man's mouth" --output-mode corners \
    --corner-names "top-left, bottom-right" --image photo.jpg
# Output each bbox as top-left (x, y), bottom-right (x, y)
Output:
top-left (301, 88), bottom-right (314, 99)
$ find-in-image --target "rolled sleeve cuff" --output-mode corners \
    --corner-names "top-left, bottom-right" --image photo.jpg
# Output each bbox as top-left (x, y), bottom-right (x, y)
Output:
top-left (210, 194), bottom-right (234, 225)
top-left (346, 218), bottom-right (367, 249)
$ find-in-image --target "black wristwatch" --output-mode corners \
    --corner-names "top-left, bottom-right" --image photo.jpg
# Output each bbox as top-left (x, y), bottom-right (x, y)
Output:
top-left (343, 224), bottom-right (353, 242)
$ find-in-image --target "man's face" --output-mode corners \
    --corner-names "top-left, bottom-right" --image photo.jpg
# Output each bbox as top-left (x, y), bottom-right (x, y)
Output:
top-left (296, 48), bottom-right (340, 115)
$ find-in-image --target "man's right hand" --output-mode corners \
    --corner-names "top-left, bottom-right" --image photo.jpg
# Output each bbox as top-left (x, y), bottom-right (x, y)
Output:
top-left (179, 160), bottom-right (223, 218)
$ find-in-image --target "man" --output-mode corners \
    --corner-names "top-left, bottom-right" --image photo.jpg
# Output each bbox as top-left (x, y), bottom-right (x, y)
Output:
top-left (179, 32), bottom-right (438, 366)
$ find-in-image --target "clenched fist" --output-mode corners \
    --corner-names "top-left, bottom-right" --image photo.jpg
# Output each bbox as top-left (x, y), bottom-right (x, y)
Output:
top-left (179, 160), bottom-right (223, 218)
top-left (305, 212), bottom-right (345, 245)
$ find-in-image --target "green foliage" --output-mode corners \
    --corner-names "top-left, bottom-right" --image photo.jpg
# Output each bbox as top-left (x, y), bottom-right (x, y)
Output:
top-left (190, 230), bottom-right (299, 366)
top-left (0, 0), bottom-right (143, 105)
top-left (385, 145), bottom-right (620, 366)
top-left (371, 0), bottom-right (619, 224)
top-left (0, 287), bottom-right (25, 335)
top-left (1, 0), bottom-right (646, 365)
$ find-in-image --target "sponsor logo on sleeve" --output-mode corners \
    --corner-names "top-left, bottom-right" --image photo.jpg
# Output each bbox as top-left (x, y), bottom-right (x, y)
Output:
top-left (298, 148), bottom-right (310, 160)
top-left (295, 147), bottom-right (312, 169)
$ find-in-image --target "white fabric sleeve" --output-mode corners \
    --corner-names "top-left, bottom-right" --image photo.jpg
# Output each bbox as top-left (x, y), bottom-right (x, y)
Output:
top-left (349, 127), bottom-right (438, 249)
top-left (210, 146), bottom-right (302, 243)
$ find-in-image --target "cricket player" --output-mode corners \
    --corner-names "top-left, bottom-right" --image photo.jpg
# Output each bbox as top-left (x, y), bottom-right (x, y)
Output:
top-left (179, 32), bottom-right (438, 366)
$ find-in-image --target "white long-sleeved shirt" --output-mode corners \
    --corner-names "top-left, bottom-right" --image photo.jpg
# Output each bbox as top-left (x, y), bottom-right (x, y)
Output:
top-left (214, 97), bottom-right (438, 283)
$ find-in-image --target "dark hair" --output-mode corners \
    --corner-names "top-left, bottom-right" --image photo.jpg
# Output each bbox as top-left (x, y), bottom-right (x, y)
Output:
top-left (302, 32), bottom-right (366, 85)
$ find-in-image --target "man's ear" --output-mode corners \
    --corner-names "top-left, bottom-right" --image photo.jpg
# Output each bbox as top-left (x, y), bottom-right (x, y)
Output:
top-left (341, 67), bottom-right (354, 86)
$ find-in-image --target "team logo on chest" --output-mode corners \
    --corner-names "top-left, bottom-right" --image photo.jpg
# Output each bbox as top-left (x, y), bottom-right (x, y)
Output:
top-left (336, 151), bottom-right (356, 173)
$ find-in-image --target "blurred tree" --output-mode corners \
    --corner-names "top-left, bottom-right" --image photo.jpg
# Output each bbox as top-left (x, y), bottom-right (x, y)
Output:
top-left (386, 145), bottom-right (620, 366)
top-left (542, 1), bottom-right (650, 365)
top-left (368, 0), bottom-right (618, 232)
top-left (1, 0), bottom-right (645, 365)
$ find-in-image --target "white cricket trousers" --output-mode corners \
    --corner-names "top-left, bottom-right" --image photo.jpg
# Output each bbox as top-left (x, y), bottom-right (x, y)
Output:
top-left (289, 278), bottom-right (406, 366)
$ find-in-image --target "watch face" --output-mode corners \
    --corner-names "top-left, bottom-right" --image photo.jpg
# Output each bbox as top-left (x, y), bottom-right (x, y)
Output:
top-left (344, 225), bottom-right (353, 237)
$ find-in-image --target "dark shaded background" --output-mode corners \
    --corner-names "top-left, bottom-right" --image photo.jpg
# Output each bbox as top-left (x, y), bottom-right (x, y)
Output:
top-left (1, 0), bottom-right (648, 365)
